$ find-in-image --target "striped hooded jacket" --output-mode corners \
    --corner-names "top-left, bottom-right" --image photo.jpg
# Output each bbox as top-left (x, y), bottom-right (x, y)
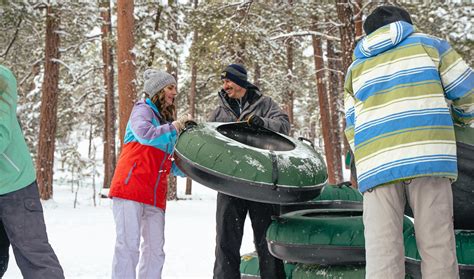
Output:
top-left (344, 21), bottom-right (474, 193)
top-left (109, 99), bottom-right (183, 209)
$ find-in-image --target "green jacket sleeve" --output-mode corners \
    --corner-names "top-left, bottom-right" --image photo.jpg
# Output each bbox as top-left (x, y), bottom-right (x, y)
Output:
top-left (0, 66), bottom-right (17, 154)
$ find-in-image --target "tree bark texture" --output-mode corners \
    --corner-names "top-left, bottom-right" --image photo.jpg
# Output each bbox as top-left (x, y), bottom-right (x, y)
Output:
top-left (326, 39), bottom-right (343, 183)
top-left (336, 0), bottom-right (358, 187)
top-left (285, 0), bottom-right (294, 133)
top-left (354, 0), bottom-right (363, 38)
top-left (312, 34), bottom-right (337, 185)
top-left (253, 63), bottom-right (261, 88)
top-left (167, 0), bottom-right (179, 200)
top-left (185, 0), bottom-right (199, 195)
top-left (36, 5), bottom-right (60, 200)
top-left (336, 0), bottom-right (356, 73)
top-left (117, 0), bottom-right (137, 148)
top-left (100, 0), bottom-right (116, 189)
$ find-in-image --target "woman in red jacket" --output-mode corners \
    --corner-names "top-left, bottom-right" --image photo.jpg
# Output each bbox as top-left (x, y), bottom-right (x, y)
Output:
top-left (109, 69), bottom-right (188, 279)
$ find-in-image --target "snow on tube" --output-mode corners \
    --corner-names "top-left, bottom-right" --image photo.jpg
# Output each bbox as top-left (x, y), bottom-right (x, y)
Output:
top-left (174, 122), bottom-right (328, 204)
top-left (291, 264), bottom-right (365, 279)
top-left (280, 182), bottom-right (362, 214)
top-left (240, 252), bottom-right (296, 279)
top-left (404, 126), bottom-right (474, 229)
top-left (266, 208), bottom-right (415, 265)
top-left (405, 230), bottom-right (474, 279)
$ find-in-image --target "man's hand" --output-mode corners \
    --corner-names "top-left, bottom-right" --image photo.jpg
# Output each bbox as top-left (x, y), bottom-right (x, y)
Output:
top-left (247, 114), bottom-right (264, 128)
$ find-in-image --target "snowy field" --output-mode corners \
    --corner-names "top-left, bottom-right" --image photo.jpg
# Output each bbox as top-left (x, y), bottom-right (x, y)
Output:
top-left (3, 178), bottom-right (256, 279)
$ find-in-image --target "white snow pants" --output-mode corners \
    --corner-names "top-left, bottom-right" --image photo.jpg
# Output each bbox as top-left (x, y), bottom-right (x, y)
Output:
top-left (112, 198), bottom-right (165, 279)
top-left (363, 177), bottom-right (459, 279)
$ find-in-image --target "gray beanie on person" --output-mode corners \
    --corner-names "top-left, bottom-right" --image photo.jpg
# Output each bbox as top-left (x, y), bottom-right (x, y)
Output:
top-left (143, 69), bottom-right (176, 99)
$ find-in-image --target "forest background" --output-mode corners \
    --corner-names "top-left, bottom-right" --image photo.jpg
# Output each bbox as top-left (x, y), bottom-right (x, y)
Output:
top-left (0, 0), bottom-right (472, 201)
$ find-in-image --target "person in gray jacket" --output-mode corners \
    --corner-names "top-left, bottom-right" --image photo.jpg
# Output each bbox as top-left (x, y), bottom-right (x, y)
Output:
top-left (209, 64), bottom-right (289, 279)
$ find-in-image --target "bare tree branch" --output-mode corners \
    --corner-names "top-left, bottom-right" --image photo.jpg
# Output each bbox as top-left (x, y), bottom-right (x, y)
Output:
top-left (236, 0), bottom-right (253, 29)
top-left (270, 31), bottom-right (340, 41)
top-left (1, 17), bottom-right (23, 58)
top-left (217, 1), bottom-right (253, 11)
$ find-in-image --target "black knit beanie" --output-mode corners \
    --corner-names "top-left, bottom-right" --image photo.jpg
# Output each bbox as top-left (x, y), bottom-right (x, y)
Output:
top-left (364, 6), bottom-right (413, 35)
top-left (220, 64), bottom-right (250, 89)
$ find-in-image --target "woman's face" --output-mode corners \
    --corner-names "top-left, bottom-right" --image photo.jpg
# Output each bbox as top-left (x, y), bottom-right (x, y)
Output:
top-left (163, 84), bottom-right (177, 107)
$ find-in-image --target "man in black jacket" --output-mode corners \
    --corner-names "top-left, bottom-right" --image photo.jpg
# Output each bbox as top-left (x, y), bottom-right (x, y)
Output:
top-left (209, 64), bottom-right (289, 279)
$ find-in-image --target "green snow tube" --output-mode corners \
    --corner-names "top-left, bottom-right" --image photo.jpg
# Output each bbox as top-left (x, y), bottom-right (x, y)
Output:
top-left (240, 252), bottom-right (296, 279)
top-left (291, 264), bottom-right (415, 279)
top-left (405, 230), bottom-right (474, 279)
top-left (405, 125), bottom-right (474, 230)
top-left (280, 182), bottom-right (362, 214)
top-left (291, 264), bottom-right (365, 279)
top-left (267, 208), bottom-right (415, 265)
top-left (174, 122), bottom-right (328, 204)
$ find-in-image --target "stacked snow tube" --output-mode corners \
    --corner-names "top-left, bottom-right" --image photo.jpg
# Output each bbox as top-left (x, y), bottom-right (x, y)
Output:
top-left (291, 264), bottom-right (365, 279)
top-left (267, 208), bottom-right (366, 265)
top-left (405, 230), bottom-right (474, 279)
top-left (240, 184), bottom-right (364, 278)
top-left (267, 207), bottom-right (415, 265)
top-left (174, 122), bottom-right (328, 204)
top-left (279, 182), bottom-right (363, 214)
top-left (240, 252), bottom-right (296, 279)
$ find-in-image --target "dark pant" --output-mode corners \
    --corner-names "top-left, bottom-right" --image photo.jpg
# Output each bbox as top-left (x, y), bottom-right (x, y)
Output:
top-left (213, 193), bottom-right (285, 279)
top-left (0, 221), bottom-right (8, 278)
top-left (0, 181), bottom-right (64, 279)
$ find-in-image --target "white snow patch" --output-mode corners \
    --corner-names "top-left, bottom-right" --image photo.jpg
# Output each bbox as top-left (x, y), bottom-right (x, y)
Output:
top-left (3, 178), bottom-right (256, 279)
top-left (244, 154), bottom-right (265, 172)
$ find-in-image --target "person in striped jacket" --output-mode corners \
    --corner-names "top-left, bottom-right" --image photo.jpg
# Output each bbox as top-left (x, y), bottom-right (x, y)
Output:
top-left (109, 69), bottom-right (189, 278)
top-left (344, 6), bottom-right (473, 279)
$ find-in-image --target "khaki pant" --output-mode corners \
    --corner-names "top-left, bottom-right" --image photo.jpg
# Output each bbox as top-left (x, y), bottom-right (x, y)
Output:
top-left (363, 177), bottom-right (458, 279)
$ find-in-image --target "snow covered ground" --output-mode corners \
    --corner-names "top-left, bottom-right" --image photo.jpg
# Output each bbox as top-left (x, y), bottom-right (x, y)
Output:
top-left (3, 178), bottom-right (256, 279)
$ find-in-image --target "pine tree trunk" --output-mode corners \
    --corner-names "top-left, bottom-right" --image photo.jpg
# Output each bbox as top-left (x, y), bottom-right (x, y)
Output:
top-left (326, 39), bottom-right (343, 183)
top-left (285, 0), bottom-right (294, 134)
top-left (186, 0), bottom-right (198, 195)
top-left (147, 4), bottom-right (163, 67)
top-left (336, 0), bottom-right (357, 187)
top-left (354, 0), bottom-right (363, 38)
top-left (254, 63), bottom-right (261, 88)
top-left (312, 34), bottom-right (337, 185)
top-left (36, 5), bottom-right (60, 200)
top-left (100, 0), bottom-right (116, 189)
top-left (117, 0), bottom-right (137, 148)
top-left (167, 0), bottom-right (179, 201)
top-left (336, 0), bottom-right (356, 74)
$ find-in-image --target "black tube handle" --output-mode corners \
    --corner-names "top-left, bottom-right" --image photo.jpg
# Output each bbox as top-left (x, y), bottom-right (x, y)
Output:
top-left (181, 120), bottom-right (198, 134)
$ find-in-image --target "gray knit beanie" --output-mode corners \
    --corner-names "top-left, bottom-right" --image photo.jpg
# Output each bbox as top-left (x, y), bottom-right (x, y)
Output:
top-left (143, 69), bottom-right (176, 99)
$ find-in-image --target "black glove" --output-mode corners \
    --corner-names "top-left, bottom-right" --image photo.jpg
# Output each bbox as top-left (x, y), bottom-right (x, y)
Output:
top-left (247, 114), bottom-right (264, 128)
